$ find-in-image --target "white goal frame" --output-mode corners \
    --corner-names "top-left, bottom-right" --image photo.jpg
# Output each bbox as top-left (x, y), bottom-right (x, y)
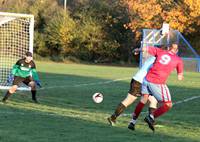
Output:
top-left (140, 28), bottom-right (200, 72)
top-left (0, 12), bottom-right (34, 91)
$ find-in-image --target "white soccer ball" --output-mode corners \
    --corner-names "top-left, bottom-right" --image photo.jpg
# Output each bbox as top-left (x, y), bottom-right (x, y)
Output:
top-left (92, 93), bottom-right (103, 103)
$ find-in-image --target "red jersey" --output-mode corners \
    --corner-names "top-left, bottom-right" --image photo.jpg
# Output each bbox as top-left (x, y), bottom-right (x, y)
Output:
top-left (146, 47), bottom-right (184, 84)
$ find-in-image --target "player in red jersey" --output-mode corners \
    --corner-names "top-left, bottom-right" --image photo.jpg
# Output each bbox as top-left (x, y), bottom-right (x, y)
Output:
top-left (130, 43), bottom-right (184, 131)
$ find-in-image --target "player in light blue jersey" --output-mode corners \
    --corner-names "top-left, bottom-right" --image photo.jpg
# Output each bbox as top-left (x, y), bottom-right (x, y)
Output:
top-left (108, 56), bottom-right (157, 129)
top-left (127, 56), bottom-right (158, 130)
top-left (133, 56), bottom-right (156, 83)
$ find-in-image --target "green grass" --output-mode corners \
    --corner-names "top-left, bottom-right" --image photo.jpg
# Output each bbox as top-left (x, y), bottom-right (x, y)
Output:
top-left (0, 61), bottom-right (200, 142)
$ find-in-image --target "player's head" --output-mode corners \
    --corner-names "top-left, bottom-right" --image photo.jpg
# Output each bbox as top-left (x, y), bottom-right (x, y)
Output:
top-left (169, 43), bottom-right (179, 54)
top-left (25, 51), bottom-right (33, 63)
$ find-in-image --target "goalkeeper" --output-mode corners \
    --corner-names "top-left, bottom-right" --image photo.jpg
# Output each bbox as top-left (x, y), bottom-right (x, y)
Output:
top-left (2, 52), bottom-right (41, 103)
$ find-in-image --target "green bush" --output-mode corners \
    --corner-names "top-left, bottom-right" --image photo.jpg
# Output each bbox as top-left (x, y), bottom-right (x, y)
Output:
top-left (34, 31), bottom-right (49, 57)
top-left (2, 0), bottom-right (199, 63)
top-left (45, 10), bottom-right (76, 56)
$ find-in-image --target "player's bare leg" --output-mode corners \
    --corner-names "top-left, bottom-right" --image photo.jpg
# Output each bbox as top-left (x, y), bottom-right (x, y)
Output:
top-left (122, 93), bottom-right (138, 107)
top-left (148, 96), bottom-right (158, 116)
top-left (2, 85), bottom-right (18, 103)
top-left (108, 93), bottom-right (137, 126)
top-left (29, 81), bottom-right (38, 103)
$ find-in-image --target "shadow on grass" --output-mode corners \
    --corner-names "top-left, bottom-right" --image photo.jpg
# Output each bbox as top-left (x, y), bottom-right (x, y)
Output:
top-left (0, 103), bottom-right (199, 142)
top-left (0, 71), bottom-right (200, 142)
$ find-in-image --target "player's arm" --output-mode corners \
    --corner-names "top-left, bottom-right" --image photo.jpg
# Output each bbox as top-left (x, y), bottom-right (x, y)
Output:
top-left (133, 46), bottom-right (160, 56)
top-left (32, 69), bottom-right (42, 88)
top-left (11, 65), bottom-right (19, 75)
top-left (31, 62), bottom-right (42, 87)
top-left (133, 47), bottom-right (147, 55)
top-left (7, 60), bottom-right (21, 83)
top-left (177, 73), bottom-right (183, 80)
top-left (176, 59), bottom-right (184, 80)
top-left (11, 59), bottom-right (21, 75)
top-left (32, 68), bottom-right (39, 81)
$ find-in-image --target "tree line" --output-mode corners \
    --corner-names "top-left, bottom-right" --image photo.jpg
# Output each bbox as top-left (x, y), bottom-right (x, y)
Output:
top-left (0, 0), bottom-right (199, 63)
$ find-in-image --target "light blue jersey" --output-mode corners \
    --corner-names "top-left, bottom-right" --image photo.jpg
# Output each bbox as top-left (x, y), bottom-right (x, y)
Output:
top-left (133, 56), bottom-right (156, 83)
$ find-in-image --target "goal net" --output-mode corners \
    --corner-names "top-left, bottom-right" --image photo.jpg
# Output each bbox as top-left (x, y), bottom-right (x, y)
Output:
top-left (140, 28), bottom-right (200, 72)
top-left (0, 12), bottom-right (34, 90)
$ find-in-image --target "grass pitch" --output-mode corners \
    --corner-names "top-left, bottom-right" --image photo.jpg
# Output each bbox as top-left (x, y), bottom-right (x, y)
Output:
top-left (0, 61), bottom-right (200, 142)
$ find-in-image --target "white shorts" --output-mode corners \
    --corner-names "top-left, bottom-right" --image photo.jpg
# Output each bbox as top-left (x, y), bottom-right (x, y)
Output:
top-left (142, 79), bottom-right (171, 103)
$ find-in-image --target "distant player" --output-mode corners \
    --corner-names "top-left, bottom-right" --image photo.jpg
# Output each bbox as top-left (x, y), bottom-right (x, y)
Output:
top-left (2, 52), bottom-right (41, 103)
top-left (133, 43), bottom-right (184, 131)
top-left (107, 56), bottom-right (158, 128)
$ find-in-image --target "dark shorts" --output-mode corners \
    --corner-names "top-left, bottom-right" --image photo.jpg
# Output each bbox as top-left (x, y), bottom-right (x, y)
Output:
top-left (128, 78), bottom-right (142, 97)
top-left (13, 76), bottom-right (34, 86)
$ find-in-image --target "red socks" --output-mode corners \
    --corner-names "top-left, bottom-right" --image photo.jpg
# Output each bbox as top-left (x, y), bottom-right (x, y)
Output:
top-left (153, 103), bottom-right (171, 118)
top-left (132, 101), bottom-right (145, 119)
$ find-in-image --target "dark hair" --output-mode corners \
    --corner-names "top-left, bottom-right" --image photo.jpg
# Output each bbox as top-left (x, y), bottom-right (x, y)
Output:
top-left (25, 51), bottom-right (32, 57)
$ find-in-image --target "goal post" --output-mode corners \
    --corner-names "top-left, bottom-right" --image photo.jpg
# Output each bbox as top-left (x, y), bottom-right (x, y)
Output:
top-left (0, 12), bottom-right (34, 90)
top-left (140, 24), bottom-right (200, 72)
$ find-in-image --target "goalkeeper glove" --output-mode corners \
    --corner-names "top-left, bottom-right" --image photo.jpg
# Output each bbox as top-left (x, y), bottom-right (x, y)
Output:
top-left (35, 80), bottom-right (42, 88)
top-left (7, 74), bottom-right (14, 84)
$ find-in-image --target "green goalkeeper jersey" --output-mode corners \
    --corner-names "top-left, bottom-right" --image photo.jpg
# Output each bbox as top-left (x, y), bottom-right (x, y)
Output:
top-left (12, 58), bottom-right (39, 81)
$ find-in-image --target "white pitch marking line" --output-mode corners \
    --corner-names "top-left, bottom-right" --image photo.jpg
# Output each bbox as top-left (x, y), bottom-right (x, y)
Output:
top-left (1, 76), bottom-right (199, 118)
top-left (0, 95), bottom-right (200, 117)
top-left (39, 77), bottom-right (130, 90)
top-left (122, 95), bottom-right (200, 117)
top-left (173, 96), bottom-right (200, 105)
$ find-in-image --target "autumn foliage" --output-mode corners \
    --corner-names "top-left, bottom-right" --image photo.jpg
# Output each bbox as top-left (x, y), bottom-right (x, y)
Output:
top-left (0, 0), bottom-right (199, 62)
top-left (123, 0), bottom-right (200, 53)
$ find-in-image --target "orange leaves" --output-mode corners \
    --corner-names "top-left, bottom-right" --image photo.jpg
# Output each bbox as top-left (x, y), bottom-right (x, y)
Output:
top-left (127, 0), bottom-right (161, 20)
top-left (184, 0), bottom-right (200, 17)
top-left (122, 0), bottom-right (162, 33)
top-left (122, 0), bottom-right (200, 34)
top-left (162, 8), bottom-right (188, 32)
